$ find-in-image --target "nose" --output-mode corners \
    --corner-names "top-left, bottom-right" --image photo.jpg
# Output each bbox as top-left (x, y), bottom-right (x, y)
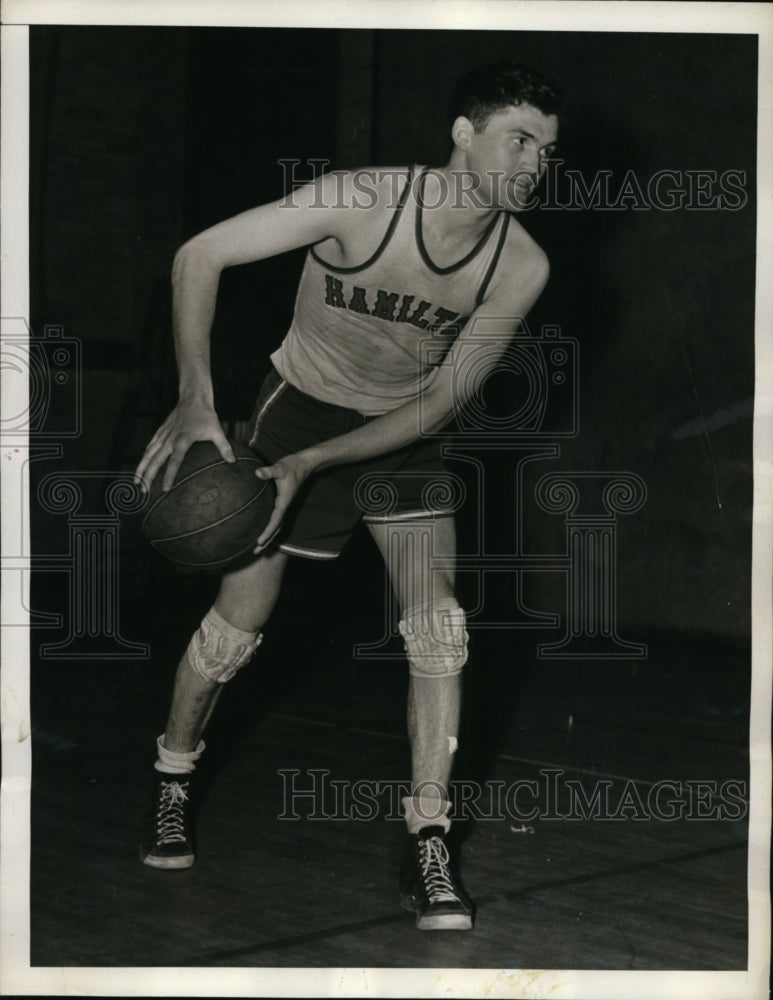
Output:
top-left (519, 146), bottom-right (541, 180)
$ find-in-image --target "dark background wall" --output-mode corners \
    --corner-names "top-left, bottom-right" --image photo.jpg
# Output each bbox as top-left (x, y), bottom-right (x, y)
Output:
top-left (29, 26), bottom-right (756, 654)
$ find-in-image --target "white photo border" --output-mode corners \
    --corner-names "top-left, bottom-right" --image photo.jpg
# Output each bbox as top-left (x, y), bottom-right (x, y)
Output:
top-left (1, 2), bottom-right (771, 998)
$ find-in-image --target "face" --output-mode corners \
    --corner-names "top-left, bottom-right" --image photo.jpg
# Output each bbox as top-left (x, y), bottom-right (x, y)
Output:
top-left (453, 102), bottom-right (559, 212)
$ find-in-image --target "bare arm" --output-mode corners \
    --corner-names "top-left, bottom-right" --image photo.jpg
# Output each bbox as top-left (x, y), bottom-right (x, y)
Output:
top-left (253, 246), bottom-right (550, 548)
top-left (133, 174), bottom-right (354, 492)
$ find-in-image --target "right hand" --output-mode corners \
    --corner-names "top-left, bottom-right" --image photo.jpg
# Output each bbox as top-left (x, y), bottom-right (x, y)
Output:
top-left (133, 397), bottom-right (236, 493)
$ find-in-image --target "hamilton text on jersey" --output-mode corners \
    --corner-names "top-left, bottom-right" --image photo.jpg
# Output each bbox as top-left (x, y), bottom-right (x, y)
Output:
top-left (323, 273), bottom-right (469, 333)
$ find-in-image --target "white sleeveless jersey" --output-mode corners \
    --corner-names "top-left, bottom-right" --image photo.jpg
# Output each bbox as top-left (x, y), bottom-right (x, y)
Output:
top-left (271, 166), bottom-right (510, 416)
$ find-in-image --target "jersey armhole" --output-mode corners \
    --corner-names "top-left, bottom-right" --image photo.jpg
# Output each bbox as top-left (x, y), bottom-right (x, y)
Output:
top-left (474, 213), bottom-right (511, 308)
top-left (310, 167), bottom-right (415, 274)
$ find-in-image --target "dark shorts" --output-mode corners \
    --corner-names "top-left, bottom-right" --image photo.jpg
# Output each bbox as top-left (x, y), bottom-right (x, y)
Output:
top-left (246, 367), bottom-right (456, 559)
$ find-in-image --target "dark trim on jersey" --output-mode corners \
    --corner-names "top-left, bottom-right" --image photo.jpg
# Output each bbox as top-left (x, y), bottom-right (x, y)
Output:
top-left (475, 213), bottom-right (511, 308)
top-left (309, 167), bottom-right (415, 275)
top-left (415, 166), bottom-right (500, 276)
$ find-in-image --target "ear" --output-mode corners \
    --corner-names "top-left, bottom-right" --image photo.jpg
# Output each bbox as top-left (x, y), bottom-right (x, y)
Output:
top-left (451, 115), bottom-right (475, 151)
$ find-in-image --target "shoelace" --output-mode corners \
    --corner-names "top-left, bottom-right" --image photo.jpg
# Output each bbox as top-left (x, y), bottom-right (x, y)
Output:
top-left (156, 780), bottom-right (190, 845)
top-left (418, 835), bottom-right (460, 903)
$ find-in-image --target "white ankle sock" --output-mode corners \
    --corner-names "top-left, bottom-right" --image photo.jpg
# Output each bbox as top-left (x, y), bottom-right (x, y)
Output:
top-left (402, 795), bottom-right (451, 835)
top-left (154, 733), bottom-right (205, 774)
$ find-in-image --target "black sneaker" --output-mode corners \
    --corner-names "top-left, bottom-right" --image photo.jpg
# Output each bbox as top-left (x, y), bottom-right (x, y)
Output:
top-left (140, 771), bottom-right (195, 870)
top-left (399, 826), bottom-right (474, 930)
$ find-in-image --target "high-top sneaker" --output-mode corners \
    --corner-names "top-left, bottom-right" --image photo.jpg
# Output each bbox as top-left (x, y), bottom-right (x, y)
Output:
top-left (399, 825), bottom-right (474, 930)
top-left (140, 771), bottom-right (196, 870)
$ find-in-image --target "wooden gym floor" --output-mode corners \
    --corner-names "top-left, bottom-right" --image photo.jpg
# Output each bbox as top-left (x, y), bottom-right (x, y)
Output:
top-left (29, 541), bottom-right (749, 971)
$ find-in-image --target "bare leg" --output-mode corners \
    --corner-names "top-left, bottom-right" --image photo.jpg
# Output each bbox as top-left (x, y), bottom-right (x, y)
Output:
top-left (406, 673), bottom-right (461, 801)
top-left (367, 517), bottom-right (460, 809)
top-left (163, 548), bottom-right (289, 752)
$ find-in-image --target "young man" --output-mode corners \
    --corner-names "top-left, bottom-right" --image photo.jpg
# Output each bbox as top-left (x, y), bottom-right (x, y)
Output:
top-left (134, 60), bottom-right (561, 931)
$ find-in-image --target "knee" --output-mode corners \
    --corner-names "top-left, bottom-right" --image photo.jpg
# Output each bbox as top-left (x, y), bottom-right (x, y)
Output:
top-left (186, 606), bottom-right (263, 684)
top-left (399, 597), bottom-right (468, 678)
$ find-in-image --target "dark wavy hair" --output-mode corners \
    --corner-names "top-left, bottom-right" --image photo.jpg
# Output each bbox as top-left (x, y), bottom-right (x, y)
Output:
top-left (449, 60), bottom-right (564, 131)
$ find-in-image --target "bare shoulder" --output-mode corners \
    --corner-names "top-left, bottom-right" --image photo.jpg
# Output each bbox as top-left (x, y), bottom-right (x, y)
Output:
top-left (475, 215), bottom-right (550, 315)
top-left (311, 166), bottom-right (413, 262)
top-left (311, 166), bottom-right (411, 215)
top-left (501, 218), bottom-right (550, 284)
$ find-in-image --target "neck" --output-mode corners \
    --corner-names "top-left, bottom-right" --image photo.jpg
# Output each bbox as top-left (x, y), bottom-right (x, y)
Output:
top-left (423, 157), bottom-right (498, 235)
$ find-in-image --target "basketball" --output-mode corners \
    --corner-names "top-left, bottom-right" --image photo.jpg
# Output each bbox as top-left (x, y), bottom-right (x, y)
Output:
top-left (140, 441), bottom-right (276, 568)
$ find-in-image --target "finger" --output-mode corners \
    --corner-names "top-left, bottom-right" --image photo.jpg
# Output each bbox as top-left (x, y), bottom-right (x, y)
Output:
top-left (138, 446), bottom-right (173, 495)
top-left (253, 493), bottom-right (290, 551)
top-left (134, 422), bottom-right (175, 485)
top-left (253, 523), bottom-right (282, 555)
top-left (133, 454), bottom-right (150, 488)
top-left (254, 511), bottom-right (284, 551)
top-left (254, 465), bottom-right (278, 480)
top-left (143, 416), bottom-right (175, 457)
top-left (161, 444), bottom-right (190, 492)
top-left (134, 440), bottom-right (166, 490)
top-left (148, 420), bottom-right (171, 447)
top-left (212, 430), bottom-right (236, 464)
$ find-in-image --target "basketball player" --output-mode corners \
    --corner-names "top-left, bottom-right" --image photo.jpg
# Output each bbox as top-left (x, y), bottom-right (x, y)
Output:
top-left (134, 61), bottom-right (561, 931)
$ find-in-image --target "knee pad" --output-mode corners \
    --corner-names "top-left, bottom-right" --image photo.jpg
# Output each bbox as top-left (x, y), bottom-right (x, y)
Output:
top-left (186, 606), bottom-right (262, 684)
top-left (399, 597), bottom-right (468, 678)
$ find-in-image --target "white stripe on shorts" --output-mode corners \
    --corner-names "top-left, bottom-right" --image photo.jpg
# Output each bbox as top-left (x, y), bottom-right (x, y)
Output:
top-left (248, 379), bottom-right (288, 449)
top-left (362, 508), bottom-right (455, 523)
top-left (278, 543), bottom-right (340, 560)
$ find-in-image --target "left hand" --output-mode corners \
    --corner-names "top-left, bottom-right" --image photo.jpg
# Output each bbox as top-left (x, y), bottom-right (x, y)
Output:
top-left (253, 452), bottom-right (315, 553)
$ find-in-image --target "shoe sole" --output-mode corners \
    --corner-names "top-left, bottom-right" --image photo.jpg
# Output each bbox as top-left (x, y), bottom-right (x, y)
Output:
top-left (416, 913), bottom-right (473, 931)
top-left (400, 895), bottom-right (473, 931)
top-left (140, 850), bottom-right (195, 870)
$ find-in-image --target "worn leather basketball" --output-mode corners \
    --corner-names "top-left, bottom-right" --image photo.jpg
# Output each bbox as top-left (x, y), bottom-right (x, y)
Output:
top-left (141, 441), bottom-right (275, 568)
